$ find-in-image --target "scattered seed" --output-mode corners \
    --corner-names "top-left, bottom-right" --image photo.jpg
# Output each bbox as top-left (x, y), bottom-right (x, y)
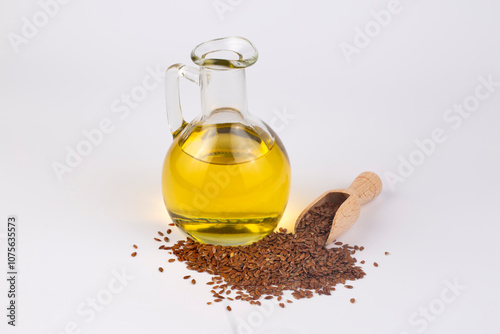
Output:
top-left (158, 231), bottom-right (164, 236)
top-left (344, 285), bottom-right (353, 289)
top-left (133, 244), bottom-right (138, 249)
top-left (183, 275), bottom-right (191, 279)
top-left (214, 299), bottom-right (222, 302)
top-left (374, 262), bottom-right (378, 267)
top-left (168, 259), bottom-right (175, 263)
top-left (191, 279), bottom-right (196, 284)
top-left (350, 298), bottom-right (355, 303)
top-left (385, 252), bottom-right (390, 256)
top-left (264, 296), bottom-right (273, 300)
top-left (159, 267), bottom-right (163, 272)
top-left (164, 237), bottom-right (170, 242)
top-left (154, 238), bottom-right (161, 242)
top-left (227, 306), bottom-right (232, 311)
top-left (359, 246), bottom-right (364, 251)
top-left (360, 260), bottom-right (365, 264)
top-left (131, 252), bottom-right (137, 257)
top-left (286, 300), bottom-right (293, 303)
top-left (279, 303), bottom-right (285, 308)
top-left (167, 229), bottom-right (172, 234)
top-left (207, 302), bottom-right (212, 305)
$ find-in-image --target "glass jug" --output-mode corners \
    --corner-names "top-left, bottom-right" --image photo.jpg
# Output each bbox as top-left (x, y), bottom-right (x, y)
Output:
top-left (162, 37), bottom-right (291, 246)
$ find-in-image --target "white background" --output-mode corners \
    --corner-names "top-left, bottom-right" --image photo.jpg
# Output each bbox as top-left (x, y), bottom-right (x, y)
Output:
top-left (1, 0), bottom-right (500, 333)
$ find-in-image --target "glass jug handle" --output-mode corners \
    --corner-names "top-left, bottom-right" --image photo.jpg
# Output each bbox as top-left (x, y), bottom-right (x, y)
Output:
top-left (165, 64), bottom-right (200, 137)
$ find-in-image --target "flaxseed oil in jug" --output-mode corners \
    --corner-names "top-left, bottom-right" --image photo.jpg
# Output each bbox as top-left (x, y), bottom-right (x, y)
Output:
top-left (161, 37), bottom-right (291, 245)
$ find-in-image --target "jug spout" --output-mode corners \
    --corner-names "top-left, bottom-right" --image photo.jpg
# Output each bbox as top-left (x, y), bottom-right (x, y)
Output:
top-left (190, 36), bottom-right (258, 69)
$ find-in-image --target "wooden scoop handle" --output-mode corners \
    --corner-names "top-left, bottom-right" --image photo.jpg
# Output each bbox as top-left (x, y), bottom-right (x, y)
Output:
top-left (347, 172), bottom-right (382, 205)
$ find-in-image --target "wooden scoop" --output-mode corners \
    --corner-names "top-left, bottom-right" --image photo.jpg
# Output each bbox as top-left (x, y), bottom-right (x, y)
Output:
top-left (295, 172), bottom-right (383, 246)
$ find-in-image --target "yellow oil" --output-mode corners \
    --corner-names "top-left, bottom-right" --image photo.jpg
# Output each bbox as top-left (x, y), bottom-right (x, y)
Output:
top-left (162, 123), bottom-right (291, 245)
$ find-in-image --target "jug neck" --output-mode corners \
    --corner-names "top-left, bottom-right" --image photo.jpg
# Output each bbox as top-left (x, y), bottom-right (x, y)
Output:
top-left (200, 67), bottom-right (248, 117)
